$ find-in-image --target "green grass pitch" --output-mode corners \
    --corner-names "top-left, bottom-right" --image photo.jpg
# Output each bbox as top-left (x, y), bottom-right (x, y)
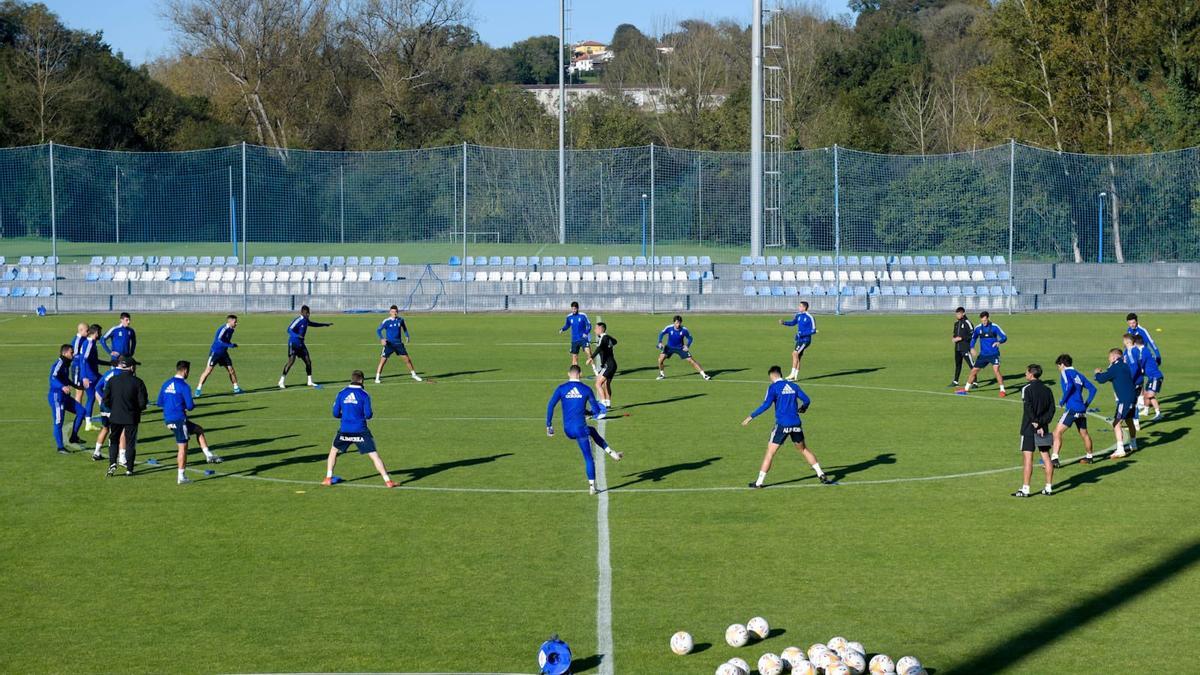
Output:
top-left (1, 310), bottom-right (1197, 674)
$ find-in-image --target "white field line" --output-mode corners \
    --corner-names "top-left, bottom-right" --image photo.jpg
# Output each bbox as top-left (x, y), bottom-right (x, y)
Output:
top-left (594, 417), bottom-right (615, 675)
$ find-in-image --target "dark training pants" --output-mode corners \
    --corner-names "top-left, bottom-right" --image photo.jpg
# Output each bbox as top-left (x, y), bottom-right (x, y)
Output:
top-left (108, 423), bottom-right (138, 468)
top-left (954, 350), bottom-right (974, 381)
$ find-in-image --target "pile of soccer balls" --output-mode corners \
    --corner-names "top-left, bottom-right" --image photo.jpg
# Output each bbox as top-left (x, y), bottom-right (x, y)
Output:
top-left (668, 617), bottom-right (926, 675)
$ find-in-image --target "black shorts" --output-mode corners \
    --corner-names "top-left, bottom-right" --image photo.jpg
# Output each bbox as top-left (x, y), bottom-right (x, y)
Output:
top-left (333, 430), bottom-right (376, 454)
top-left (382, 341), bottom-right (408, 358)
top-left (598, 362), bottom-right (617, 379)
top-left (1020, 430), bottom-right (1053, 452)
top-left (208, 351), bottom-right (233, 368)
top-left (794, 340), bottom-right (812, 355)
top-left (99, 410), bottom-right (110, 428)
top-left (770, 425), bottom-right (805, 445)
top-left (288, 343), bottom-right (309, 359)
top-left (570, 338), bottom-right (589, 355)
top-left (1058, 411), bottom-right (1088, 430)
top-left (1144, 377), bottom-right (1162, 394)
top-left (976, 353), bottom-right (1000, 368)
top-left (1113, 402), bottom-right (1136, 423)
top-left (166, 419), bottom-right (201, 443)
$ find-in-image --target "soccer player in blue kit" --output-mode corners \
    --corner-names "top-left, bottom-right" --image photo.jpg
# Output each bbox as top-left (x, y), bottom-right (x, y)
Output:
top-left (1095, 348), bottom-right (1139, 459)
top-left (1050, 353), bottom-right (1097, 467)
top-left (196, 315), bottom-right (242, 396)
top-left (69, 324), bottom-right (102, 440)
top-left (559, 301), bottom-right (591, 367)
top-left (322, 370), bottom-right (397, 488)
top-left (156, 360), bottom-right (222, 484)
top-left (656, 315), bottom-right (711, 381)
top-left (742, 365), bottom-right (832, 488)
top-left (374, 305), bottom-right (422, 383)
top-left (100, 312), bottom-right (136, 365)
top-left (957, 311), bottom-right (1008, 397)
top-left (546, 365), bottom-right (622, 495)
top-left (279, 305), bottom-right (332, 389)
top-left (49, 343), bottom-right (84, 454)
top-left (780, 301), bottom-right (817, 380)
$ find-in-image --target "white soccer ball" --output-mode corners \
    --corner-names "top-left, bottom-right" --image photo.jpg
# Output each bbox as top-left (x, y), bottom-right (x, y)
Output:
top-left (716, 663), bottom-right (746, 675)
top-left (896, 656), bottom-right (922, 674)
top-left (869, 654), bottom-right (896, 673)
top-left (727, 657), bottom-right (750, 673)
top-left (807, 643), bottom-right (830, 662)
top-left (823, 651), bottom-right (844, 671)
top-left (843, 649), bottom-right (867, 675)
top-left (827, 665), bottom-right (852, 675)
top-left (747, 616), bottom-right (770, 640)
top-left (791, 660), bottom-right (818, 675)
top-left (726, 623), bottom-right (749, 648)
top-left (670, 631), bottom-right (694, 655)
top-left (780, 646), bottom-right (805, 668)
top-left (757, 652), bottom-right (783, 675)
top-left (828, 636), bottom-right (850, 653)
top-left (848, 641), bottom-right (866, 656)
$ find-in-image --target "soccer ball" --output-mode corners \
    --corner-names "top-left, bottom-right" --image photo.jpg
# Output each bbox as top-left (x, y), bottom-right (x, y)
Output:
top-left (827, 665), bottom-right (852, 675)
top-left (843, 650), bottom-right (867, 675)
top-left (847, 641), bottom-right (866, 656)
top-left (823, 651), bottom-right (844, 670)
top-left (896, 656), bottom-right (922, 674)
top-left (869, 654), bottom-right (896, 674)
top-left (725, 623), bottom-right (749, 648)
top-left (780, 646), bottom-right (804, 668)
top-left (670, 631), bottom-right (694, 655)
top-left (747, 616), bottom-right (770, 640)
top-left (757, 652), bottom-right (783, 675)
top-left (791, 660), bottom-right (818, 675)
top-left (828, 636), bottom-right (850, 653)
top-left (807, 643), bottom-right (830, 662)
top-left (716, 663), bottom-right (746, 675)
top-left (727, 657), bottom-right (750, 673)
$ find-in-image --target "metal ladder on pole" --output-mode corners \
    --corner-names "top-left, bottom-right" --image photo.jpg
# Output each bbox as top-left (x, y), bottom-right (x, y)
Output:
top-left (763, 1), bottom-right (785, 248)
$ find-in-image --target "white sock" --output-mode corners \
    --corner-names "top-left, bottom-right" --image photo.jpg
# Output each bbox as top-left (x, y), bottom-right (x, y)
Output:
top-left (588, 479), bottom-right (595, 489)
top-left (999, 385), bottom-right (1006, 392)
top-left (201, 446), bottom-right (213, 458)
top-left (756, 470), bottom-right (767, 485)
top-left (177, 469), bottom-right (185, 480)
top-left (326, 469), bottom-right (333, 478)
top-left (307, 376), bottom-right (315, 385)
top-left (118, 450), bottom-right (126, 463)
top-left (605, 446), bottom-right (618, 458)
top-left (1043, 484), bottom-right (1053, 493)
top-left (1021, 484), bottom-right (1030, 493)
top-left (1050, 453), bottom-right (1059, 461)
top-left (812, 463), bottom-right (823, 476)
top-left (94, 441), bottom-right (102, 453)
top-left (659, 370), bottom-right (665, 376)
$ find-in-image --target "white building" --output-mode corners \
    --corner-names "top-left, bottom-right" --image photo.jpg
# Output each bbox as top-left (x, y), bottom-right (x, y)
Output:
top-left (522, 84), bottom-right (726, 115)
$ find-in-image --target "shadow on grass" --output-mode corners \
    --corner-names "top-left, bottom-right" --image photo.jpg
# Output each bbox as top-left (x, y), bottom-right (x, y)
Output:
top-left (1158, 389), bottom-right (1198, 422)
top-left (607, 456), bottom-right (721, 490)
top-left (1145, 426), bottom-right (1190, 448)
top-left (768, 452), bottom-right (897, 486)
top-left (618, 393), bottom-right (706, 411)
top-left (803, 366), bottom-right (886, 381)
top-left (421, 368), bottom-right (501, 380)
top-left (217, 448), bottom-right (325, 477)
top-left (691, 642), bottom-right (713, 655)
top-left (217, 435), bottom-right (302, 460)
top-left (570, 654), bottom-right (604, 673)
top-left (387, 452), bottom-right (515, 485)
top-left (705, 368), bottom-right (747, 379)
top-left (944, 539), bottom-right (1200, 674)
top-left (1053, 459), bottom-right (1134, 494)
top-left (617, 366), bottom-right (661, 376)
top-left (139, 424), bottom-right (245, 444)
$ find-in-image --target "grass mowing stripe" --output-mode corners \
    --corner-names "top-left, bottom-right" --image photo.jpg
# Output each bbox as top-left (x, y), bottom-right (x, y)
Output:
top-left (594, 418), bottom-right (615, 675)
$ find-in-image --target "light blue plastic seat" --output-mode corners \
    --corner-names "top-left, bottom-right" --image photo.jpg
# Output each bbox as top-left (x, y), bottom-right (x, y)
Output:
top-left (758, 286), bottom-right (771, 296)
top-left (485, 256), bottom-right (499, 266)
top-left (847, 255), bottom-right (860, 265)
top-left (253, 256), bottom-right (266, 266)
top-left (621, 256), bottom-right (634, 266)
top-left (991, 285), bottom-right (1004, 296)
top-left (29, 270), bottom-right (42, 281)
top-left (954, 255), bottom-right (968, 266)
top-left (741, 270), bottom-right (754, 281)
top-left (900, 255), bottom-right (914, 266)
top-left (811, 285), bottom-right (826, 296)
top-left (10, 287), bottom-right (24, 297)
top-left (90, 256), bottom-right (103, 266)
top-left (977, 285), bottom-right (990, 296)
top-left (922, 285), bottom-right (935, 296)
top-left (874, 256), bottom-right (886, 266)
top-left (227, 256), bottom-right (238, 265)
top-left (516, 256), bottom-right (529, 266)
top-left (86, 271), bottom-right (100, 282)
top-left (994, 256), bottom-right (1006, 265)
top-left (949, 285), bottom-right (962, 295)
top-left (567, 256), bottom-right (580, 266)
top-left (553, 256), bottom-right (567, 266)
top-left (701, 270), bottom-right (713, 281)
top-left (168, 271), bottom-right (183, 282)
top-left (961, 285), bottom-right (976, 296)
top-left (607, 256), bottom-right (620, 265)
top-left (99, 271), bottom-right (114, 281)
top-left (688, 271), bottom-right (701, 281)
top-left (528, 256), bottom-right (541, 266)
top-left (837, 256), bottom-right (847, 266)
top-left (940, 255), bottom-right (953, 265)
top-left (686, 256), bottom-right (699, 265)
top-left (887, 255), bottom-right (899, 265)
top-left (372, 256), bottom-right (386, 265)
top-left (699, 256), bottom-right (712, 265)
top-left (172, 256), bottom-right (186, 265)
top-left (766, 256), bottom-right (779, 266)
top-left (820, 256), bottom-right (833, 266)
top-left (449, 256), bottom-right (462, 266)
top-left (784, 286), bottom-right (798, 296)
top-left (980, 255), bottom-right (994, 265)
top-left (634, 256), bottom-right (647, 266)
top-left (385, 271), bottom-right (399, 282)
top-left (102, 256), bottom-right (117, 265)
top-left (581, 257), bottom-right (594, 266)
top-left (181, 271), bottom-right (196, 282)
top-left (750, 256), bottom-right (763, 265)
top-left (966, 255), bottom-right (980, 266)
top-left (371, 271), bottom-right (385, 282)
top-left (318, 256), bottom-right (331, 267)
top-left (879, 285), bottom-right (894, 296)
top-left (935, 286), bottom-right (949, 296)
top-left (754, 271), bottom-right (768, 281)
top-left (346, 256), bottom-right (360, 265)
top-left (199, 256), bottom-right (212, 266)
top-left (39, 286), bottom-right (53, 297)
top-left (0, 287), bottom-right (8, 298)
top-left (807, 256), bottom-right (820, 265)
top-left (450, 271), bottom-right (462, 282)
top-left (895, 286), bottom-right (909, 296)
top-left (211, 256), bottom-right (225, 265)
top-left (740, 256), bottom-right (752, 265)
top-left (985, 270), bottom-right (998, 281)
top-left (280, 256), bottom-right (293, 266)
top-left (998, 271), bottom-right (1011, 280)
top-left (854, 286), bottom-right (867, 296)
top-left (31, 256), bottom-right (46, 266)
top-left (780, 255), bottom-right (794, 265)
top-left (771, 286), bottom-right (784, 296)
top-left (743, 286), bottom-right (756, 296)
top-left (926, 257), bottom-right (940, 267)
top-left (914, 255), bottom-right (927, 265)
top-left (16, 269), bottom-right (28, 281)
top-left (264, 256), bottom-right (278, 266)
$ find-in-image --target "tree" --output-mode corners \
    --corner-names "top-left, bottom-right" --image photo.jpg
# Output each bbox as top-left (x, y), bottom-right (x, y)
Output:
top-left (604, 23), bottom-right (656, 88)
top-left (8, 2), bottom-right (85, 142)
top-left (500, 35), bottom-right (560, 85)
top-left (893, 73), bottom-right (937, 154)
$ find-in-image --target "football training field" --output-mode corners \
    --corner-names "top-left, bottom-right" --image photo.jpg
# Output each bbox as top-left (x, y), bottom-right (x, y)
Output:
top-left (2, 311), bottom-right (1198, 674)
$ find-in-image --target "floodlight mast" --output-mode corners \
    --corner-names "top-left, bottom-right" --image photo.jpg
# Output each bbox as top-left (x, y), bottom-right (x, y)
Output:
top-left (750, 0), bottom-right (763, 258)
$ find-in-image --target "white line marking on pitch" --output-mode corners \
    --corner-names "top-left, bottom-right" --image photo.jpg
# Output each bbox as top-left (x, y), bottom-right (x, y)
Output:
top-left (594, 417), bottom-right (615, 675)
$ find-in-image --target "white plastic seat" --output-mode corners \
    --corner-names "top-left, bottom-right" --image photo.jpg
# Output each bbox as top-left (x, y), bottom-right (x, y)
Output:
top-left (903, 270), bottom-right (918, 281)
top-left (634, 271), bottom-right (648, 281)
top-left (553, 271), bottom-right (568, 282)
top-left (501, 271), bottom-right (515, 282)
top-left (317, 271), bottom-right (331, 282)
top-left (488, 271), bottom-right (502, 282)
top-left (971, 270), bottom-right (986, 282)
top-left (864, 271), bottom-right (877, 283)
top-left (567, 271), bottom-right (581, 282)
top-left (195, 270), bottom-right (210, 282)
top-left (113, 269), bottom-right (129, 282)
top-left (821, 271), bottom-right (835, 282)
top-left (529, 271), bottom-right (542, 282)
top-left (621, 271), bottom-right (634, 281)
top-left (917, 270), bottom-right (931, 281)
top-left (945, 271), bottom-right (958, 281)
top-left (330, 269), bottom-right (344, 282)
top-left (849, 270), bottom-right (863, 282)
top-left (890, 271), bottom-right (904, 282)
top-left (581, 271), bottom-right (595, 282)
top-left (931, 271), bottom-right (945, 281)
top-left (595, 271), bottom-right (608, 282)
top-left (343, 270), bottom-right (358, 282)
top-left (782, 270), bottom-right (796, 282)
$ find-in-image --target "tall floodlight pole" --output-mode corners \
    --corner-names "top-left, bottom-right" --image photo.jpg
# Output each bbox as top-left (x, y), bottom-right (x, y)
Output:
top-left (750, 0), bottom-right (763, 258)
top-left (558, 0), bottom-right (566, 245)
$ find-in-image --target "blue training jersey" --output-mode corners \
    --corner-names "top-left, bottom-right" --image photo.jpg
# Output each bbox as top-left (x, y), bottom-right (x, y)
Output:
top-left (561, 312), bottom-right (591, 342)
top-left (287, 314), bottom-right (330, 346)
top-left (1127, 325), bottom-right (1160, 363)
top-left (377, 317), bottom-right (408, 343)
top-left (156, 376), bottom-right (195, 422)
top-left (970, 322), bottom-right (1007, 357)
top-left (1123, 347), bottom-right (1142, 381)
top-left (1058, 367), bottom-right (1097, 413)
top-left (77, 337), bottom-right (101, 380)
top-left (1095, 360), bottom-right (1138, 405)
top-left (211, 323), bottom-right (237, 355)
top-left (96, 368), bottom-right (119, 409)
top-left (101, 325), bottom-right (136, 356)
top-left (749, 379), bottom-right (811, 427)
top-left (70, 333), bottom-right (87, 372)
top-left (333, 384), bottom-right (372, 433)
top-left (546, 380), bottom-right (605, 430)
top-left (49, 357), bottom-right (72, 393)
top-left (1137, 344), bottom-right (1163, 379)
top-left (658, 325), bottom-right (693, 349)
top-left (782, 311), bottom-right (816, 341)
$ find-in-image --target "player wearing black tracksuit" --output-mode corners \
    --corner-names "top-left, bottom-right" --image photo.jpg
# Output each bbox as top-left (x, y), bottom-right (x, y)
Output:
top-left (952, 308), bottom-right (974, 386)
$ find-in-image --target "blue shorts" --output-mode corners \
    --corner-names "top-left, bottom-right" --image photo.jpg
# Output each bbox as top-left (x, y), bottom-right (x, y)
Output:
top-left (770, 425), bottom-right (805, 445)
top-left (48, 392), bottom-right (80, 424)
top-left (975, 353), bottom-right (1000, 368)
top-left (70, 362), bottom-right (82, 386)
top-left (1144, 377), bottom-right (1162, 393)
top-left (382, 341), bottom-right (408, 358)
top-left (570, 338), bottom-right (589, 355)
top-left (661, 346), bottom-right (692, 360)
top-left (333, 430), bottom-right (376, 454)
top-left (1058, 410), bottom-right (1088, 430)
top-left (208, 351), bottom-right (233, 368)
top-left (165, 419), bottom-right (201, 443)
top-left (99, 410), bottom-right (110, 428)
top-left (288, 343), bottom-right (309, 359)
top-left (1113, 402), bottom-right (1136, 423)
top-left (794, 339), bottom-right (812, 355)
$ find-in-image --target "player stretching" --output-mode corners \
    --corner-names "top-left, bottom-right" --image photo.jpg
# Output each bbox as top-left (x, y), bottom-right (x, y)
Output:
top-left (1050, 354), bottom-right (1097, 467)
top-left (780, 301), bottom-right (816, 380)
top-left (157, 361), bottom-right (223, 485)
top-left (657, 315), bottom-right (710, 381)
top-left (91, 365), bottom-right (123, 463)
top-left (69, 324), bottom-right (102, 440)
top-left (1134, 335), bottom-right (1163, 421)
top-left (196, 315), bottom-right (241, 396)
top-left (559, 301), bottom-right (591, 366)
top-left (585, 322), bottom-right (617, 406)
top-left (49, 344), bottom-right (84, 454)
top-left (279, 305), bottom-right (332, 389)
top-left (546, 365), bottom-right (621, 495)
top-left (1013, 364), bottom-right (1055, 497)
top-left (323, 370), bottom-right (397, 488)
top-left (742, 365), bottom-right (832, 488)
top-left (375, 305), bottom-right (422, 383)
top-left (70, 322), bottom-right (88, 405)
top-left (950, 306), bottom-right (974, 386)
top-left (1095, 349), bottom-right (1138, 459)
top-left (100, 312), bottom-right (136, 365)
top-left (956, 311), bottom-right (1007, 396)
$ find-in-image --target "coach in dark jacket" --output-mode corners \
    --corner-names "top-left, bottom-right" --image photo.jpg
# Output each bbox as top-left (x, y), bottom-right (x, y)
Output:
top-left (102, 355), bottom-right (148, 476)
top-left (1014, 363), bottom-right (1056, 497)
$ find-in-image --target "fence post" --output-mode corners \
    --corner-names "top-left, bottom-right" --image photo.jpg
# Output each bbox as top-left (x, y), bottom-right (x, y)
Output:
top-left (650, 143), bottom-right (656, 258)
top-left (833, 144), bottom-right (841, 316)
top-left (696, 153), bottom-right (703, 246)
top-left (241, 142), bottom-right (248, 313)
top-left (114, 166), bottom-right (120, 244)
top-left (339, 164), bottom-right (345, 244)
top-left (462, 142), bottom-right (468, 315)
top-left (49, 141), bottom-right (58, 313)
top-left (1008, 139), bottom-right (1015, 314)
top-left (228, 167), bottom-right (235, 256)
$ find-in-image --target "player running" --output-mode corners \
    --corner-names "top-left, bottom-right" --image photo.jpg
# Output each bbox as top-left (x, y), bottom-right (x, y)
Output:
top-left (950, 306), bottom-right (974, 386)
top-left (1013, 364), bottom-right (1055, 497)
top-left (1134, 334), bottom-right (1163, 421)
top-left (196, 315), bottom-right (241, 396)
top-left (1050, 354), bottom-right (1097, 467)
top-left (656, 315), bottom-right (711, 381)
top-left (323, 370), bottom-right (397, 488)
top-left (956, 311), bottom-right (1007, 396)
top-left (100, 312), bottom-right (137, 365)
top-left (279, 305), bottom-right (332, 389)
top-left (374, 305), bottom-right (422, 383)
top-left (49, 343), bottom-right (84, 454)
top-left (90, 365), bottom-right (122, 463)
top-left (780, 301), bottom-right (816, 380)
top-left (585, 322), bottom-right (617, 406)
top-left (156, 360), bottom-right (223, 485)
top-left (1095, 348), bottom-right (1138, 459)
top-left (742, 365), bottom-right (832, 488)
top-left (559, 301), bottom-right (591, 367)
top-left (546, 365), bottom-right (621, 495)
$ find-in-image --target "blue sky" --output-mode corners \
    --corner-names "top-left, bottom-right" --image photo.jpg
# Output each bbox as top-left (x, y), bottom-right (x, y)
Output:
top-left (45, 0), bottom-right (852, 65)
